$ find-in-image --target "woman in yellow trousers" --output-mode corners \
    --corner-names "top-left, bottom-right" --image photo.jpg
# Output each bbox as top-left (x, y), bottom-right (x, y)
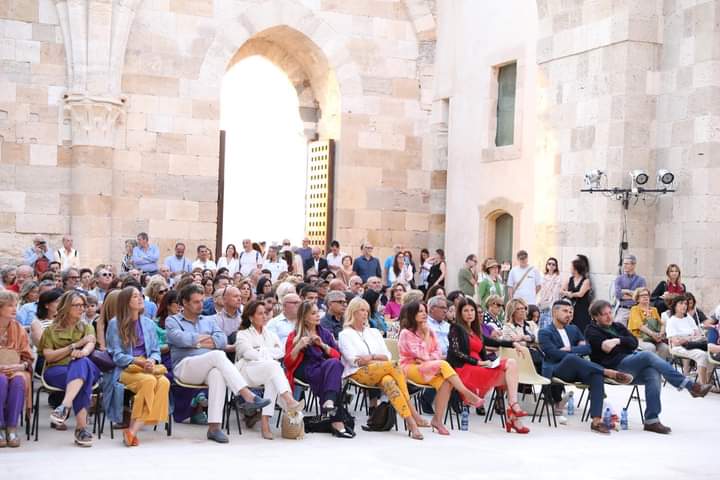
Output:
top-left (107, 287), bottom-right (170, 446)
top-left (338, 297), bottom-right (429, 440)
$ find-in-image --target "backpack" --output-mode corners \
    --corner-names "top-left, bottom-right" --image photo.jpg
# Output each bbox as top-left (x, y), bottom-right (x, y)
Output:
top-left (361, 401), bottom-right (396, 432)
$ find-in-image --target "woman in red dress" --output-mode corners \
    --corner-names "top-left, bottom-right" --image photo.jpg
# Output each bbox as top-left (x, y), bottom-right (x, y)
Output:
top-left (447, 297), bottom-right (529, 434)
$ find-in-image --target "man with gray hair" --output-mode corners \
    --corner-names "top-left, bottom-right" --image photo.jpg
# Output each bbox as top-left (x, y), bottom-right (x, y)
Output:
top-left (613, 254), bottom-right (646, 326)
top-left (23, 235), bottom-right (54, 274)
top-left (55, 235), bottom-right (80, 270)
top-left (427, 296), bottom-right (450, 357)
top-left (267, 293), bottom-right (301, 348)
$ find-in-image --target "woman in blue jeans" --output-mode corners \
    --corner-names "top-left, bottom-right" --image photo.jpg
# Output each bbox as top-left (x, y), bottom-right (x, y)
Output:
top-left (38, 291), bottom-right (100, 447)
top-left (586, 299), bottom-right (713, 435)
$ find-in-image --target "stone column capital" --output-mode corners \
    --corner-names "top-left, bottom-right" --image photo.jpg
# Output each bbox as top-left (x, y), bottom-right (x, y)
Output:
top-left (64, 93), bottom-right (125, 147)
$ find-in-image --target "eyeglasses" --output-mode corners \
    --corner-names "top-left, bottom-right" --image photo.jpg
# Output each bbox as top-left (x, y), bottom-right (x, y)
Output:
top-left (67, 276), bottom-right (80, 280)
top-left (158, 289), bottom-right (168, 294)
top-left (331, 300), bottom-right (347, 305)
top-left (71, 303), bottom-right (87, 308)
top-left (492, 303), bottom-right (504, 308)
top-left (100, 272), bottom-right (112, 277)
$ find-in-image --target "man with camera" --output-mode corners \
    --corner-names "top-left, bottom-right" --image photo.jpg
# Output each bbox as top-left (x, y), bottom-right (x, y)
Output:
top-left (22, 235), bottom-right (55, 276)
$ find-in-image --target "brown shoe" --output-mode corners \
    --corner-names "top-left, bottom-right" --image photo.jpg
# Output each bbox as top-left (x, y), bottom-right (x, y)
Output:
top-left (644, 422), bottom-right (671, 434)
top-left (689, 383), bottom-right (712, 398)
top-left (591, 421), bottom-right (611, 434)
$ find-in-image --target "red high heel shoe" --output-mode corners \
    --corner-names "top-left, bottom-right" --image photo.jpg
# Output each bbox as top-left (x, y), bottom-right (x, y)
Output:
top-left (509, 402), bottom-right (528, 418)
top-left (505, 414), bottom-right (530, 434)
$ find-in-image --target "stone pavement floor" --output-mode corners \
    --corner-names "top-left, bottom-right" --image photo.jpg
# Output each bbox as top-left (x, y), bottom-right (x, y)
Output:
top-left (3, 385), bottom-right (717, 480)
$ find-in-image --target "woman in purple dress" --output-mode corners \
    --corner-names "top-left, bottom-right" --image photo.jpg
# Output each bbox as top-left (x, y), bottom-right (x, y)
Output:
top-left (284, 301), bottom-right (352, 438)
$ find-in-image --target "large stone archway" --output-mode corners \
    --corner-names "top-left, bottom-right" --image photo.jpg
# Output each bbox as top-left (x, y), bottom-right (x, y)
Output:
top-left (0, 0), bottom-right (441, 267)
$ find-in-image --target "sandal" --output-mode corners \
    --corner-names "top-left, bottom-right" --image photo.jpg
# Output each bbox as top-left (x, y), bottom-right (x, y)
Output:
top-left (123, 430), bottom-right (138, 447)
top-left (7, 431), bottom-right (20, 448)
top-left (509, 402), bottom-right (528, 418)
top-left (415, 418), bottom-right (431, 428)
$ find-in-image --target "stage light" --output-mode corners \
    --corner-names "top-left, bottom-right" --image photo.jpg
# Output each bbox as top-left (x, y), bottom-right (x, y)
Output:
top-left (629, 169), bottom-right (649, 187)
top-left (657, 169), bottom-right (674, 185)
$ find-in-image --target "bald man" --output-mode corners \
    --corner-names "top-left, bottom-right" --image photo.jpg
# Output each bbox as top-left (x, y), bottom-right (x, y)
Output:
top-left (267, 293), bottom-right (301, 348)
top-left (215, 286), bottom-right (242, 354)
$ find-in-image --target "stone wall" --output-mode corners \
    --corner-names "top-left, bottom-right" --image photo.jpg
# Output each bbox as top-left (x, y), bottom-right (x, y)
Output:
top-left (0, 0), bottom-right (440, 269)
top-left (0, 0), bottom-right (69, 265)
top-left (652, 0), bottom-right (720, 303)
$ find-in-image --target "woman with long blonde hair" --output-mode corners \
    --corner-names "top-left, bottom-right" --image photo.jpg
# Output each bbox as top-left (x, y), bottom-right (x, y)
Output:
top-left (95, 289), bottom-right (120, 351)
top-left (338, 297), bottom-right (428, 440)
top-left (39, 291), bottom-right (99, 447)
top-left (106, 286), bottom-right (169, 446)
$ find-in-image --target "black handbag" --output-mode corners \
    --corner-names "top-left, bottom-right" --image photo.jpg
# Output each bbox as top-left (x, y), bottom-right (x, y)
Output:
top-left (89, 349), bottom-right (115, 372)
top-left (684, 339), bottom-right (708, 351)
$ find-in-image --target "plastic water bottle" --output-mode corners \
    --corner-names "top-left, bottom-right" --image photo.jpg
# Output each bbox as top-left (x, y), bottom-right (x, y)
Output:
top-left (603, 408), bottom-right (612, 429)
top-left (566, 391), bottom-right (575, 416)
top-left (620, 408), bottom-right (628, 430)
top-left (460, 406), bottom-right (469, 431)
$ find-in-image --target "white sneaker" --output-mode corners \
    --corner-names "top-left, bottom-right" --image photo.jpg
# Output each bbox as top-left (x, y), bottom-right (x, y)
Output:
top-left (557, 415), bottom-right (568, 425)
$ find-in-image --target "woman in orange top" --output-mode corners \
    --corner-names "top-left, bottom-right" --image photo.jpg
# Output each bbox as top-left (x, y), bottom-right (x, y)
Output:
top-left (628, 288), bottom-right (670, 360)
top-left (0, 291), bottom-right (33, 447)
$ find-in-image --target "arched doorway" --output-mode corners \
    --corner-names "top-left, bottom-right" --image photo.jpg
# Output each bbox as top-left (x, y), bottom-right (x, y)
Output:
top-left (217, 27), bottom-right (340, 252)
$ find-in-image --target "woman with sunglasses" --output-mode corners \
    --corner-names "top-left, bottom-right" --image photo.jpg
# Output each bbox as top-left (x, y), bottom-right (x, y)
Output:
top-left (537, 257), bottom-right (562, 329)
top-left (143, 277), bottom-right (168, 320)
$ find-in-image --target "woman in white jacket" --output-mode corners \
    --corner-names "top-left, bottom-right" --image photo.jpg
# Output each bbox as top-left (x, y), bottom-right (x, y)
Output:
top-left (235, 301), bottom-right (304, 439)
top-left (338, 297), bottom-right (427, 440)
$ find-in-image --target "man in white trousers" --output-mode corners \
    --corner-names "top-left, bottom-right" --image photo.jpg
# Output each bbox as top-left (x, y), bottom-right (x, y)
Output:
top-left (167, 284), bottom-right (271, 443)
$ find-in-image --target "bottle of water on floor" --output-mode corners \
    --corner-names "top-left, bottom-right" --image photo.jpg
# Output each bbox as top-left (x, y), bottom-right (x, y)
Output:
top-left (603, 408), bottom-right (612, 429)
top-left (566, 391), bottom-right (575, 416)
top-left (460, 406), bottom-right (469, 431)
top-left (620, 408), bottom-right (628, 430)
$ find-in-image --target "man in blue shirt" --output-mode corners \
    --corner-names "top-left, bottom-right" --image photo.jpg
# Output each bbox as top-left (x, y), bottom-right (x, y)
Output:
top-left (613, 254), bottom-right (646, 326)
top-left (353, 243), bottom-right (382, 283)
top-left (164, 242), bottom-right (192, 273)
top-left (166, 284), bottom-right (270, 443)
top-left (131, 232), bottom-right (160, 275)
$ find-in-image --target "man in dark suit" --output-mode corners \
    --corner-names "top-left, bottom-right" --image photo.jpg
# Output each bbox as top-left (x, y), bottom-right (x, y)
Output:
top-left (585, 299), bottom-right (712, 435)
top-left (303, 247), bottom-right (328, 275)
top-left (538, 299), bottom-right (633, 434)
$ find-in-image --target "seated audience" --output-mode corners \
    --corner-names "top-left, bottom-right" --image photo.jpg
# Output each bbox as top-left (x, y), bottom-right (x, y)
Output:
top-left (585, 299), bottom-right (712, 434)
top-left (665, 294), bottom-right (717, 385)
top-left (155, 291), bottom-right (207, 424)
top-left (166, 284), bottom-right (271, 443)
top-left (284, 301), bottom-right (351, 438)
top-left (30, 288), bottom-right (63, 347)
top-left (362, 289), bottom-right (388, 337)
top-left (0, 291), bottom-right (33, 448)
top-left (502, 298), bottom-right (542, 371)
top-left (39, 291), bottom-right (100, 447)
top-left (398, 301), bottom-right (482, 436)
top-left (235, 301), bottom-right (304, 440)
top-left (320, 291), bottom-right (347, 340)
top-left (650, 264), bottom-right (685, 313)
top-left (106, 287), bottom-right (170, 446)
top-left (384, 283), bottom-right (405, 321)
top-left (627, 288), bottom-right (669, 360)
top-left (448, 298), bottom-right (529, 433)
top-left (538, 300), bottom-right (633, 434)
top-left (338, 297), bottom-right (428, 440)
top-left (267, 293), bottom-right (300, 348)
